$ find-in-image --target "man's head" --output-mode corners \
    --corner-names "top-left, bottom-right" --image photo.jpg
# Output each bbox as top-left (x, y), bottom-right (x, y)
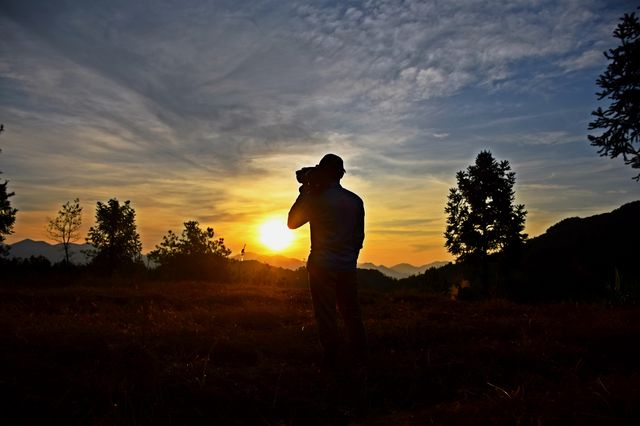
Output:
top-left (317, 153), bottom-right (345, 182)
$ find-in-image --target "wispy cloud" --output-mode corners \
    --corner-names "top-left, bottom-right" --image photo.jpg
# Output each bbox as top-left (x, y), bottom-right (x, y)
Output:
top-left (558, 49), bottom-right (606, 72)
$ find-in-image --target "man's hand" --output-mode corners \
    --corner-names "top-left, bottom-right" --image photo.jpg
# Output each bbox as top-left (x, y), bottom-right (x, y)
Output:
top-left (299, 184), bottom-right (312, 194)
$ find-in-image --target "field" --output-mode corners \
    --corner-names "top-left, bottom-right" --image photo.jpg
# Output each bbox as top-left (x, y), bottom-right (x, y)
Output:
top-left (1, 281), bottom-right (639, 425)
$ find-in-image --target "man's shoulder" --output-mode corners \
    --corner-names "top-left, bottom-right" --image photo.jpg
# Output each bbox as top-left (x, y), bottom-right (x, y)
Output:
top-left (338, 186), bottom-right (363, 205)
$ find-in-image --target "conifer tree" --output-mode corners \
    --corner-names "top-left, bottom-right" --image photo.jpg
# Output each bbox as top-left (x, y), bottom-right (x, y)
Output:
top-left (0, 127), bottom-right (17, 255)
top-left (444, 150), bottom-right (527, 262)
top-left (588, 11), bottom-right (640, 180)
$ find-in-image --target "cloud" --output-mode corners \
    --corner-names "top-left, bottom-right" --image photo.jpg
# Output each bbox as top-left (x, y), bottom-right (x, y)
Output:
top-left (369, 229), bottom-right (436, 237)
top-left (411, 242), bottom-right (443, 252)
top-left (1, 0), bottom-right (637, 263)
top-left (432, 133), bottom-right (450, 139)
top-left (372, 218), bottom-right (441, 228)
top-left (514, 131), bottom-right (582, 146)
top-left (289, 0), bottom-right (612, 100)
top-left (558, 49), bottom-right (606, 72)
top-left (2, 0), bottom-right (624, 166)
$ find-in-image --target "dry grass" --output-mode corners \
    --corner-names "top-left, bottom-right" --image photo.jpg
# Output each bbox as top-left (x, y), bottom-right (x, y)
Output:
top-left (0, 282), bottom-right (639, 425)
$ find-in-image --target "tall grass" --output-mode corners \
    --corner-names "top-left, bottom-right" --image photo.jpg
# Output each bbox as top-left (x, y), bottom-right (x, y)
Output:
top-left (1, 281), bottom-right (639, 424)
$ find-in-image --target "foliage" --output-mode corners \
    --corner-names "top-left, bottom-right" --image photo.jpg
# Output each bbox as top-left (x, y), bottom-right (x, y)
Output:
top-left (148, 220), bottom-right (231, 280)
top-left (86, 198), bottom-right (142, 270)
top-left (149, 220), bottom-right (230, 262)
top-left (356, 268), bottom-right (396, 291)
top-left (0, 180), bottom-right (16, 251)
top-left (47, 198), bottom-right (83, 264)
top-left (0, 149), bottom-right (17, 254)
top-left (2, 255), bottom-right (52, 276)
top-left (588, 11), bottom-right (640, 180)
top-left (444, 150), bottom-right (527, 262)
top-left (398, 263), bottom-right (462, 294)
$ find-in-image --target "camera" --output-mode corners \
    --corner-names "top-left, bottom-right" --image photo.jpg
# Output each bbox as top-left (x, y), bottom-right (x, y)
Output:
top-left (296, 166), bottom-right (330, 193)
top-left (295, 166), bottom-right (317, 185)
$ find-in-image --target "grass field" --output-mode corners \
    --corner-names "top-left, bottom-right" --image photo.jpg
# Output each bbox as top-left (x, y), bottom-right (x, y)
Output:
top-left (1, 281), bottom-right (639, 425)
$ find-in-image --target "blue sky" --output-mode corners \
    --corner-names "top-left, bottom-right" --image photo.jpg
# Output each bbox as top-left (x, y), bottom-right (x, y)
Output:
top-left (1, 0), bottom-right (638, 264)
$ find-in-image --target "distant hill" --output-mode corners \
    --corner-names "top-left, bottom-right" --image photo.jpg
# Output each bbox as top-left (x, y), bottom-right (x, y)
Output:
top-left (513, 200), bottom-right (640, 300)
top-left (8, 240), bottom-right (448, 278)
top-left (233, 252), bottom-right (448, 278)
top-left (359, 261), bottom-right (448, 279)
top-left (391, 261), bottom-right (449, 276)
top-left (7, 239), bottom-right (93, 264)
top-left (232, 252), bottom-right (306, 270)
top-left (358, 262), bottom-right (404, 279)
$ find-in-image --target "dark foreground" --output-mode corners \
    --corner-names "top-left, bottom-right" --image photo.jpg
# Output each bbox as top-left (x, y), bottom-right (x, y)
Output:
top-left (0, 282), bottom-right (638, 425)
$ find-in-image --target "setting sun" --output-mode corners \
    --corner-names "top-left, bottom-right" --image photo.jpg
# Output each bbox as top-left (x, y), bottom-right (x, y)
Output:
top-left (258, 218), bottom-right (294, 252)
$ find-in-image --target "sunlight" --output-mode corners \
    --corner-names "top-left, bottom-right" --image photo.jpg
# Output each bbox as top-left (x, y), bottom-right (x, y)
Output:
top-left (258, 218), bottom-right (294, 252)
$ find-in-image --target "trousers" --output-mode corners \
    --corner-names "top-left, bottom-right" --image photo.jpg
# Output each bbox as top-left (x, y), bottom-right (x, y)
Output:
top-left (307, 264), bottom-right (367, 356)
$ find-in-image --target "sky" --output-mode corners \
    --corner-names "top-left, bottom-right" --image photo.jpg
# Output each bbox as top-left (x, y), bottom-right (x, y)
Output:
top-left (1, 0), bottom-right (638, 266)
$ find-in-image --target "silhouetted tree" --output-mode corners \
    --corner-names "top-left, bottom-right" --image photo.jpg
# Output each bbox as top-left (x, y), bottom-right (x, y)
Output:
top-left (149, 220), bottom-right (231, 280)
top-left (0, 134), bottom-right (17, 255)
top-left (588, 11), bottom-right (640, 180)
top-left (149, 220), bottom-right (231, 263)
top-left (444, 150), bottom-right (527, 262)
top-left (47, 198), bottom-right (83, 264)
top-left (0, 178), bottom-right (17, 252)
top-left (86, 198), bottom-right (142, 269)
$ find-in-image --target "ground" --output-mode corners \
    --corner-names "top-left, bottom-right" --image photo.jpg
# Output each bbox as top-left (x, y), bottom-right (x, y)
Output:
top-left (0, 281), bottom-right (638, 425)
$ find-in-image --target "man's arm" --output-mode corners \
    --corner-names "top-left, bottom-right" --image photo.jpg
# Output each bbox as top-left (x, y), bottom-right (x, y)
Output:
top-left (288, 192), bottom-right (311, 229)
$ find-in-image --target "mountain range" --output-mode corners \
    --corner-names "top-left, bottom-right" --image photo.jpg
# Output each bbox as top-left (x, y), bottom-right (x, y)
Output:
top-left (358, 261), bottom-right (449, 279)
top-left (7, 239), bottom-right (94, 264)
top-left (232, 251), bottom-right (447, 278)
top-left (6, 241), bottom-right (447, 278)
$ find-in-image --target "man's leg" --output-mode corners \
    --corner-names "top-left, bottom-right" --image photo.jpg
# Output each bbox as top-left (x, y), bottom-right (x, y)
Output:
top-left (308, 264), bottom-right (339, 361)
top-left (335, 270), bottom-right (367, 358)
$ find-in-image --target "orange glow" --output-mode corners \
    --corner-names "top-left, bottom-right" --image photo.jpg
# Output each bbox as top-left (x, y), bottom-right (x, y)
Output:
top-left (4, 153), bottom-right (461, 266)
top-left (258, 218), bottom-right (294, 252)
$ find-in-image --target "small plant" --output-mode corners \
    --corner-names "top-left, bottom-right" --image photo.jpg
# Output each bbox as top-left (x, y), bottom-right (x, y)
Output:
top-left (610, 267), bottom-right (640, 304)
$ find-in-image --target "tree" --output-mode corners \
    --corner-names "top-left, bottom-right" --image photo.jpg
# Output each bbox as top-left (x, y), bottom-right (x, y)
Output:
top-left (47, 198), bottom-right (82, 264)
top-left (0, 135), bottom-right (17, 255)
top-left (0, 174), bottom-right (17, 253)
top-left (588, 11), bottom-right (640, 180)
top-left (444, 150), bottom-right (527, 262)
top-left (149, 220), bottom-right (230, 262)
top-left (86, 198), bottom-right (142, 269)
top-left (149, 220), bottom-right (231, 280)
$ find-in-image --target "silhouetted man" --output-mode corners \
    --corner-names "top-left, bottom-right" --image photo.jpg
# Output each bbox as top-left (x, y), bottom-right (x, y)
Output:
top-left (288, 153), bottom-right (366, 368)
